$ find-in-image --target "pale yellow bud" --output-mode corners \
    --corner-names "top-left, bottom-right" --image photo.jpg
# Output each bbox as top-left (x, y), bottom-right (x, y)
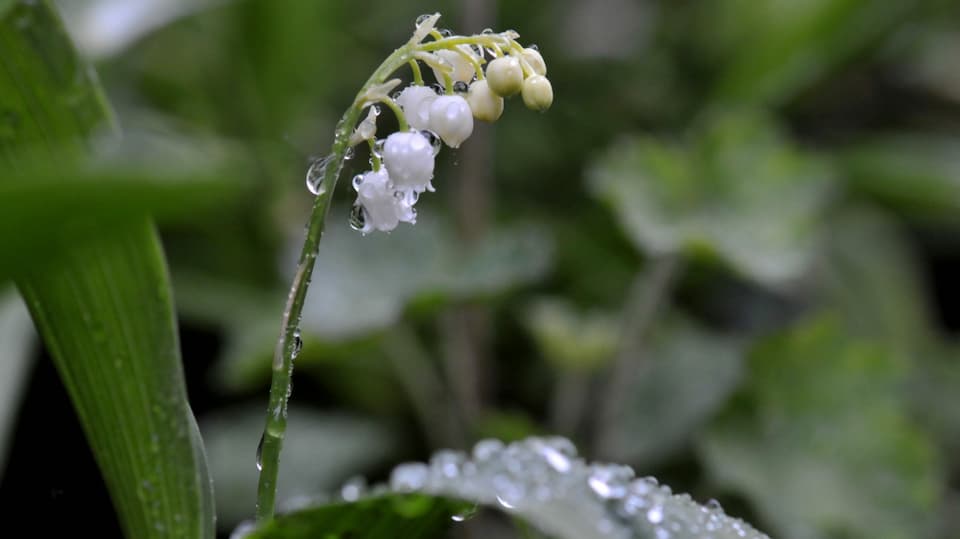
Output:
top-left (486, 56), bottom-right (523, 97)
top-left (522, 48), bottom-right (547, 76)
top-left (466, 79), bottom-right (504, 122)
top-left (521, 75), bottom-right (553, 111)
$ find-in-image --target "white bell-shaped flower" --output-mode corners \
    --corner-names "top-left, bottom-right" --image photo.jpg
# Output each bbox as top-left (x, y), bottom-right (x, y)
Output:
top-left (352, 168), bottom-right (416, 233)
top-left (395, 85), bottom-right (437, 131)
top-left (428, 95), bottom-right (473, 148)
top-left (382, 131), bottom-right (436, 192)
top-left (430, 48), bottom-right (478, 84)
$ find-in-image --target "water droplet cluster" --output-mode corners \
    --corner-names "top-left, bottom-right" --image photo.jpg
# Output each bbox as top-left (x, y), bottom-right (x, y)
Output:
top-left (326, 436), bottom-right (769, 539)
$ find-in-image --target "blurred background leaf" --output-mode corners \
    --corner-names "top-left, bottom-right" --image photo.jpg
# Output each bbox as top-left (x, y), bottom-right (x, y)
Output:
top-left (698, 316), bottom-right (941, 539)
top-left (589, 112), bottom-right (834, 287)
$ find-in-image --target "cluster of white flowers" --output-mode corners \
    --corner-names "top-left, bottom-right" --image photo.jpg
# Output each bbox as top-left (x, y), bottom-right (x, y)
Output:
top-left (342, 14), bottom-right (553, 234)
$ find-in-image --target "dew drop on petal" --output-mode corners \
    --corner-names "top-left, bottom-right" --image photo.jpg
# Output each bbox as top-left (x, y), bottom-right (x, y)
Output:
top-left (373, 139), bottom-right (385, 158)
top-left (529, 43), bottom-right (539, 51)
top-left (349, 205), bottom-right (366, 231)
top-left (344, 146), bottom-right (355, 160)
top-left (415, 14), bottom-right (432, 26)
top-left (419, 129), bottom-right (442, 156)
top-left (352, 174), bottom-right (364, 190)
top-left (453, 80), bottom-right (469, 93)
top-left (439, 28), bottom-right (452, 37)
top-left (481, 28), bottom-right (493, 34)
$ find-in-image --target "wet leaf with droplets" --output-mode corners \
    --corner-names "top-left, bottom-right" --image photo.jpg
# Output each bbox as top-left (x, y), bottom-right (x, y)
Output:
top-left (0, 2), bottom-right (216, 537)
top-left (249, 436), bottom-right (770, 539)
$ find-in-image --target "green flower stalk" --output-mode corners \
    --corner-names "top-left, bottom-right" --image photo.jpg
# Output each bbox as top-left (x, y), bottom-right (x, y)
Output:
top-left (255, 13), bottom-right (552, 522)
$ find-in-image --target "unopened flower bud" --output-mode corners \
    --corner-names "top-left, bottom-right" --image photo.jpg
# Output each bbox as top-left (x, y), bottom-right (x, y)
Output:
top-left (521, 75), bottom-right (553, 112)
top-left (486, 56), bottom-right (523, 97)
top-left (428, 95), bottom-right (474, 148)
top-left (522, 48), bottom-right (547, 76)
top-left (466, 80), bottom-right (504, 122)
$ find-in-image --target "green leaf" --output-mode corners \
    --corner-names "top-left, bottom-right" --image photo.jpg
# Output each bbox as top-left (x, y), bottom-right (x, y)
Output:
top-left (247, 495), bottom-right (462, 539)
top-left (0, 134), bottom-right (248, 280)
top-left (202, 216), bottom-right (552, 391)
top-left (698, 316), bottom-right (941, 539)
top-left (248, 437), bottom-right (769, 539)
top-left (816, 207), bottom-right (932, 352)
top-left (708, 0), bottom-right (915, 105)
top-left (202, 406), bottom-right (401, 530)
top-left (0, 288), bottom-right (34, 479)
top-left (0, 2), bottom-right (215, 537)
top-left (589, 112), bottom-right (833, 287)
top-left (599, 316), bottom-right (744, 466)
top-left (841, 134), bottom-right (960, 218)
top-left (524, 296), bottom-right (619, 372)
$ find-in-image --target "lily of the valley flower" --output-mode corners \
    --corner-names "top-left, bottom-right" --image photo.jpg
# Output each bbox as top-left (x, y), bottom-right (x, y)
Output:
top-left (395, 85), bottom-right (437, 131)
top-left (340, 14), bottom-right (552, 234)
top-left (428, 94), bottom-right (473, 148)
top-left (352, 168), bottom-right (417, 233)
top-left (382, 131), bottom-right (436, 193)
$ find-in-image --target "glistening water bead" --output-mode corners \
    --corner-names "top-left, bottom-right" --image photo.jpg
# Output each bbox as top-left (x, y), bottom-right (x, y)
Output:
top-left (305, 155), bottom-right (334, 195)
top-left (349, 205), bottom-right (366, 231)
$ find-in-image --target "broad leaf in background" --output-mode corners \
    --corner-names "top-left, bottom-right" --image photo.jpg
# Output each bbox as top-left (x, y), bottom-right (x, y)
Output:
top-left (524, 296), bottom-right (619, 372)
top-left (56, 0), bottom-right (231, 59)
top-left (599, 316), bottom-right (744, 467)
top-left (200, 216), bottom-right (552, 391)
top-left (0, 1), bottom-right (215, 537)
top-left (249, 436), bottom-right (769, 539)
top-left (698, 316), bottom-right (940, 539)
top-left (816, 207), bottom-right (931, 353)
top-left (202, 406), bottom-right (401, 530)
top-left (0, 289), bottom-right (34, 480)
top-left (589, 112), bottom-right (833, 287)
top-left (704, 0), bottom-right (914, 105)
top-left (841, 134), bottom-right (960, 218)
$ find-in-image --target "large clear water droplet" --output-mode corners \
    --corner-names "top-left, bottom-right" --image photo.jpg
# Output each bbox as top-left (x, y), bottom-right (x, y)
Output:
top-left (647, 505), bottom-right (664, 524)
top-left (450, 504), bottom-right (478, 522)
top-left (419, 129), bottom-right (442, 156)
top-left (472, 438), bottom-right (504, 461)
top-left (305, 155), bottom-right (333, 195)
top-left (291, 329), bottom-right (302, 359)
top-left (391, 462), bottom-right (429, 492)
top-left (415, 13), bottom-right (432, 26)
top-left (349, 205), bottom-right (366, 231)
top-left (340, 476), bottom-right (367, 502)
top-left (255, 433), bottom-right (264, 471)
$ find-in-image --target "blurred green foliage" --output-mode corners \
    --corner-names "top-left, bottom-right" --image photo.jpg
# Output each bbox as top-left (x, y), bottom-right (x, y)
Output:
top-left (3, 0), bottom-right (960, 537)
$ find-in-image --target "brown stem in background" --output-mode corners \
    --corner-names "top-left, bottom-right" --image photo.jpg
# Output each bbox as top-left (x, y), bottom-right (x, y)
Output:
top-left (438, 0), bottom-right (498, 438)
top-left (593, 254), bottom-right (682, 458)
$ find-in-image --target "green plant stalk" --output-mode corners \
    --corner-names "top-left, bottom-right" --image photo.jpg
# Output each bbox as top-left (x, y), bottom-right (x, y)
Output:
top-left (255, 25), bottom-right (523, 521)
top-left (255, 44), bottom-right (412, 522)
